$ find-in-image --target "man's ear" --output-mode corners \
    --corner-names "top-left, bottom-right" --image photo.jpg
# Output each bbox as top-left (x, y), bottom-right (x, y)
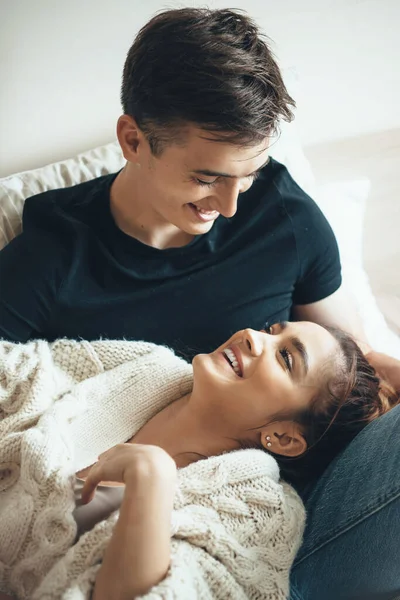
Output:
top-left (260, 421), bottom-right (307, 458)
top-left (116, 115), bottom-right (144, 163)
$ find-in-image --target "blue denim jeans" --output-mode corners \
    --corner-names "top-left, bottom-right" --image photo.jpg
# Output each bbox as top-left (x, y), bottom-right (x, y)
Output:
top-left (290, 404), bottom-right (400, 600)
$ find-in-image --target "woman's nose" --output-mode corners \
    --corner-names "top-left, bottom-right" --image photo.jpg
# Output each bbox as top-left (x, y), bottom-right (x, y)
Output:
top-left (242, 328), bottom-right (265, 356)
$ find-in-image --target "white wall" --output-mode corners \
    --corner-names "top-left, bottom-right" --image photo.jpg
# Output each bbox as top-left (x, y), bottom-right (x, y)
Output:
top-left (1, 0), bottom-right (399, 177)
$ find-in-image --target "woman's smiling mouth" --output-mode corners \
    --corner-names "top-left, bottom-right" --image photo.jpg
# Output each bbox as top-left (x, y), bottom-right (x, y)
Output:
top-left (222, 347), bottom-right (243, 377)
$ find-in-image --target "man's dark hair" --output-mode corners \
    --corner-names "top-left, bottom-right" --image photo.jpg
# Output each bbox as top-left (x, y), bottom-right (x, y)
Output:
top-left (121, 7), bottom-right (295, 155)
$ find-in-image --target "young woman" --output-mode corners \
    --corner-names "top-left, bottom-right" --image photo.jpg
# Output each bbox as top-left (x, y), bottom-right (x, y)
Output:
top-left (0, 321), bottom-right (397, 600)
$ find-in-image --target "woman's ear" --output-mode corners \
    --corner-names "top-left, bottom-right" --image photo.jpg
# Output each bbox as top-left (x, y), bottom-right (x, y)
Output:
top-left (116, 115), bottom-right (143, 163)
top-left (260, 421), bottom-right (307, 458)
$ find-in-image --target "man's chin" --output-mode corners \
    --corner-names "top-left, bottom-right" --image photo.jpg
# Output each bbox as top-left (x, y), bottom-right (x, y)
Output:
top-left (182, 203), bottom-right (220, 232)
top-left (182, 218), bottom-right (216, 236)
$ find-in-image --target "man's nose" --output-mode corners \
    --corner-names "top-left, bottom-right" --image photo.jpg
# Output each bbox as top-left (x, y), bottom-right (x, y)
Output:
top-left (214, 179), bottom-right (247, 218)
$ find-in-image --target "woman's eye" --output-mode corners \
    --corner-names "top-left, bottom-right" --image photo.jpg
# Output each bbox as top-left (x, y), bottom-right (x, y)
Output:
top-left (280, 347), bottom-right (293, 372)
top-left (194, 178), bottom-right (218, 187)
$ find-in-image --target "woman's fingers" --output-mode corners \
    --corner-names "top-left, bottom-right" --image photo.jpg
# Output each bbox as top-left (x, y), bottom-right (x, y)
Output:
top-left (81, 462), bottom-right (103, 504)
top-left (80, 445), bottom-right (132, 503)
top-left (79, 444), bottom-right (177, 504)
top-left (97, 446), bottom-right (118, 460)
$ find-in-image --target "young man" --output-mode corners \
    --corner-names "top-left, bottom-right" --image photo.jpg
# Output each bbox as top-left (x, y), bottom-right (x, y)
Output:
top-left (0, 7), bottom-right (356, 357)
top-left (0, 8), bottom-right (399, 600)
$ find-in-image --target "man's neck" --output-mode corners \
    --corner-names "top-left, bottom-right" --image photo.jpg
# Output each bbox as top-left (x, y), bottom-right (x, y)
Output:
top-left (110, 167), bottom-right (194, 250)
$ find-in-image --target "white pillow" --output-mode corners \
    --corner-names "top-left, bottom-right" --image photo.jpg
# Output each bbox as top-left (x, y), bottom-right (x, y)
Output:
top-left (0, 143), bottom-right (125, 248)
top-left (316, 180), bottom-right (400, 359)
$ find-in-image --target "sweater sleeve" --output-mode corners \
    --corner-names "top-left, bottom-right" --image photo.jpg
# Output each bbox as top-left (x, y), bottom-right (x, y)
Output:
top-left (32, 451), bottom-right (304, 600)
top-left (138, 541), bottom-right (250, 600)
top-left (0, 339), bottom-right (61, 435)
top-left (141, 449), bottom-right (305, 600)
top-left (50, 339), bottom-right (160, 383)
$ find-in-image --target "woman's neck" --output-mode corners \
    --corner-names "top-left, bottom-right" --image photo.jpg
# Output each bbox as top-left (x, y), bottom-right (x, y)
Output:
top-left (131, 394), bottom-right (241, 468)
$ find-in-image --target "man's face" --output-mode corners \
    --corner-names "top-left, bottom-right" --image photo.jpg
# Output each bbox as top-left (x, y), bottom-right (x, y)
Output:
top-left (133, 125), bottom-right (270, 236)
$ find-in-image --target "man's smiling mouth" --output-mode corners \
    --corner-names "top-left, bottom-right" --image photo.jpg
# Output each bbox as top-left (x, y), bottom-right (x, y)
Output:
top-left (223, 347), bottom-right (243, 377)
top-left (188, 203), bottom-right (220, 222)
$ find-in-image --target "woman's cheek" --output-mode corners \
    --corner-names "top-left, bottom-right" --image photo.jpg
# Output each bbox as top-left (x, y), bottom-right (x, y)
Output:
top-left (254, 371), bottom-right (280, 404)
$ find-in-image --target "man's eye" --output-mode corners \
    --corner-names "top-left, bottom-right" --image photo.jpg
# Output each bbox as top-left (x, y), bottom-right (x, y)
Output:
top-left (280, 347), bottom-right (293, 372)
top-left (249, 171), bottom-right (261, 182)
top-left (194, 178), bottom-right (218, 187)
top-left (193, 172), bottom-right (260, 188)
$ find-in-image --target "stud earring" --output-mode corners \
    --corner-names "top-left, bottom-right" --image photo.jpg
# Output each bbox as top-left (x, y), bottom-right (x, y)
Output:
top-left (266, 436), bottom-right (272, 448)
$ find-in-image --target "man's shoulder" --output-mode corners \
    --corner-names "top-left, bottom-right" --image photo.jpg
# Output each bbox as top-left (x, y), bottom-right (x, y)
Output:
top-left (235, 158), bottom-right (322, 239)
top-left (263, 158), bottom-right (329, 232)
top-left (266, 158), bottom-right (317, 211)
top-left (241, 158), bottom-right (317, 216)
top-left (22, 172), bottom-right (118, 233)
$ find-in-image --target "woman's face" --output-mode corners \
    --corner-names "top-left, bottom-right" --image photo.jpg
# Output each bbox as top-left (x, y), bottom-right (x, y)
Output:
top-left (192, 321), bottom-right (340, 439)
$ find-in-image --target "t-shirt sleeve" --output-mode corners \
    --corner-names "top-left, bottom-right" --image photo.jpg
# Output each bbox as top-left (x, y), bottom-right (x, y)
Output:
top-left (289, 188), bottom-right (342, 306)
top-left (0, 232), bottom-right (65, 342)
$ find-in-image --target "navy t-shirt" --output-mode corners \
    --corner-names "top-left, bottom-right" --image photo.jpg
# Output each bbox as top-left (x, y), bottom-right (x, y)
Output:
top-left (0, 159), bottom-right (341, 359)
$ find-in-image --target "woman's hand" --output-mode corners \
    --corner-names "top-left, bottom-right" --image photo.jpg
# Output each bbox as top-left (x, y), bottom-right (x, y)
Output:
top-left (91, 444), bottom-right (177, 600)
top-left (81, 443), bottom-right (177, 504)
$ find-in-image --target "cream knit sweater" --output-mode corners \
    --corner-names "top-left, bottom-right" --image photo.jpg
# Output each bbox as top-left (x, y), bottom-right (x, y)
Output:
top-left (0, 339), bottom-right (305, 600)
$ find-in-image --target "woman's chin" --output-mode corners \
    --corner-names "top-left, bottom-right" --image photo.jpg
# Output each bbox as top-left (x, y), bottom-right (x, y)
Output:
top-left (193, 353), bottom-right (238, 391)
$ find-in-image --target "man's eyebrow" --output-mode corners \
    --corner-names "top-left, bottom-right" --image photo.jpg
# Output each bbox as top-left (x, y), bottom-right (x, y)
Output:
top-left (192, 157), bottom-right (270, 179)
top-left (291, 336), bottom-right (309, 376)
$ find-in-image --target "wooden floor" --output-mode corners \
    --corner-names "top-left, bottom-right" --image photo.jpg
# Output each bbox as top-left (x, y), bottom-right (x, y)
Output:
top-left (304, 128), bottom-right (400, 334)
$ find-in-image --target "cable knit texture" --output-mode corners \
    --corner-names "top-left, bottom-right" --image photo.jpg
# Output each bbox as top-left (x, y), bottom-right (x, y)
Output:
top-left (0, 339), bottom-right (305, 599)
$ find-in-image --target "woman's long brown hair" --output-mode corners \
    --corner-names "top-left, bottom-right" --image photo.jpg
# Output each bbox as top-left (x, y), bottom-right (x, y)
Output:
top-left (271, 326), bottom-right (399, 488)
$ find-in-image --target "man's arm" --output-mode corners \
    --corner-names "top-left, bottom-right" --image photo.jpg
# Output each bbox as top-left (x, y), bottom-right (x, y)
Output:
top-left (293, 285), bottom-right (400, 392)
top-left (293, 285), bottom-right (369, 349)
top-left (0, 233), bottom-right (62, 341)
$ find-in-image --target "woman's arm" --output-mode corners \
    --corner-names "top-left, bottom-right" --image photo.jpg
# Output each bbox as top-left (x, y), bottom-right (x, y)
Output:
top-left (82, 444), bottom-right (177, 600)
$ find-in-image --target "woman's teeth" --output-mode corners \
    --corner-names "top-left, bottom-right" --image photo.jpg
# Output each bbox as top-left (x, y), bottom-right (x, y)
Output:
top-left (223, 348), bottom-right (242, 377)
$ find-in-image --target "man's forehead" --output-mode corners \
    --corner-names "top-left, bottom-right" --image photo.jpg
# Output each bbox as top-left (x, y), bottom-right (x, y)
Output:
top-left (182, 131), bottom-right (270, 174)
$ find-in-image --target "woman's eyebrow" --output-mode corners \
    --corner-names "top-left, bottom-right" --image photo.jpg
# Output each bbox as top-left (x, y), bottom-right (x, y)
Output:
top-left (278, 322), bottom-right (309, 375)
top-left (290, 337), bottom-right (309, 375)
